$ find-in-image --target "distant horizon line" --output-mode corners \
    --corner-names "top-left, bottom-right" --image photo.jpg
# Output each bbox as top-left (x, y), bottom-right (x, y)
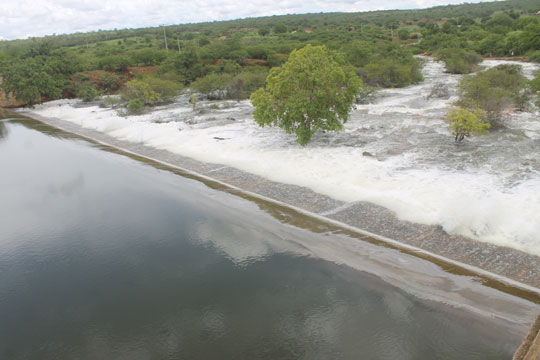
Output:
top-left (0, 0), bottom-right (500, 42)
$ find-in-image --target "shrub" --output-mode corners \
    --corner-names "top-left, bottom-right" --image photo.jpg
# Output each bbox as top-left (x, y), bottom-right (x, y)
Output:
top-left (246, 46), bottom-right (270, 60)
top-left (530, 72), bottom-right (540, 92)
top-left (127, 98), bottom-right (144, 114)
top-left (447, 108), bottom-right (490, 142)
top-left (274, 24), bottom-right (287, 34)
top-left (103, 96), bottom-right (123, 108)
top-left (227, 69), bottom-right (268, 100)
top-left (122, 79), bottom-right (162, 106)
top-left (457, 64), bottom-right (528, 124)
top-left (360, 58), bottom-right (423, 88)
top-left (437, 48), bottom-right (482, 74)
top-left (76, 73), bottom-right (90, 82)
top-left (529, 51), bottom-right (540, 64)
top-left (343, 40), bottom-right (374, 68)
top-left (99, 72), bottom-right (123, 92)
top-left (190, 69), bottom-right (267, 100)
top-left (191, 73), bottom-right (233, 98)
top-left (98, 55), bottom-right (133, 72)
top-left (266, 53), bottom-right (287, 67)
top-left (398, 29), bottom-right (410, 40)
top-left (142, 77), bottom-right (182, 101)
top-left (198, 38), bottom-right (211, 47)
top-left (76, 84), bottom-right (99, 102)
top-left (130, 49), bottom-right (167, 66)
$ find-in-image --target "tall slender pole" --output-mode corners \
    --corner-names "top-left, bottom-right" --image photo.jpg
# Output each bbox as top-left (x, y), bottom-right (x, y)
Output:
top-left (163, 26), bottom-right (168, 51)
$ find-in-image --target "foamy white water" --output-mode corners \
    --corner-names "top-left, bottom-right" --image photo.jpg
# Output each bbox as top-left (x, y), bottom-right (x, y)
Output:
top-left (26, 58), bottom-right (540, 256)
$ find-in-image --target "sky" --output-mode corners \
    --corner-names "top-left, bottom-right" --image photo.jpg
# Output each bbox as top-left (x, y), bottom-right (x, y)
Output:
top-left (0, 0), bottom-right (495, 40)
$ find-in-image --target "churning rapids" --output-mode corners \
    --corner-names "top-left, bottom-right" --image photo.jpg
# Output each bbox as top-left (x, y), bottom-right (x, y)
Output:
top-left (26, 57), bottom-right (540, 256)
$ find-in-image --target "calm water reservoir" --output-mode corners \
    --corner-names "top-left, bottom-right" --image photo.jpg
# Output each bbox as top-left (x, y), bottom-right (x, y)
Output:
top-left (0, 116), bottom-right (534, 359)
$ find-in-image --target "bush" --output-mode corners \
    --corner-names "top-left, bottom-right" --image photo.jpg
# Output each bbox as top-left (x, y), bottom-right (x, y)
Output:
top-left (398, 29), bottom-right (410, 40)
top-left (198, 38), bottom-right (211, 47)
top-left (191, 73), bottom-right (234, 98)
top-left (76, 73), bottom-right (90, 82)
top-left (227, 69), bottom-right (268, 100)
top-left (437, 48), bottom-right (482, 74)
top-left (530, 72), bottom-right (540, 92)
top-left (266, 53), bottom-right (287, 67)
top-left (99, 72), bottom-right (123, 92)
top-left (142, 76), bottom-right (182, 101)
top-left (447, 108), bottom-right (489, 142)
top-left (343, 40), bottom-right (374, 68)
top-left (127, 98), bottom-right (144, 114)
top-left (246, 46), bottom-right (270, 60)
top-left (274, 24), bottom-right (287, 34)
top-left (76, 84), bottom-right (99, 102)
top-left (130, 49), bottom-right (167, 66)
top-left (360, 58), bottom-right (423, 88)
top-left (529, 51), bottom-right (540, 64)
top-left (458, 64), bottom-right (528, 124)
top-left (102, 96), bottom-right (123, 108)
top-left (122, 79), bottom-right (162, 106)
top-left (190, 69), bottom-right (267, 100)
top-left (98, 55), bottom-right (133, 72)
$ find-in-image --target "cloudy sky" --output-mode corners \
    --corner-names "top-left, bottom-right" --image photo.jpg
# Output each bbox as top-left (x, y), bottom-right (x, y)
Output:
top-left (0, 0), bottom-right (493, 40)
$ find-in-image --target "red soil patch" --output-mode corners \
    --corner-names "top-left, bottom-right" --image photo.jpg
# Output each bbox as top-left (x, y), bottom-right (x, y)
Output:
top-left (483, 56), bottom-right (529, 62)
top-left (245, 58), bottom-right (266, 66)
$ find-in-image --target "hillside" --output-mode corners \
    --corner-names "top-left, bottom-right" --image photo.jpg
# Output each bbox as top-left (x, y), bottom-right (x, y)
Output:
top-left (0, 0), bottom-right (539, 107)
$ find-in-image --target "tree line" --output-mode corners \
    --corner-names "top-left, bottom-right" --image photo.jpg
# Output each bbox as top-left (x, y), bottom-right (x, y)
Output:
top-left (0, 0), bottom-right (539, 143)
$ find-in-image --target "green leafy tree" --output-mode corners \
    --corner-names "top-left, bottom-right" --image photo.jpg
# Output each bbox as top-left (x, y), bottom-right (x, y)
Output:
top-left (250, 45), bottom-right (361, 145)
top-left (0, 57), bottom-right (63, 105)
top-left (273, 24), bottom-right (287, 34)
top-left (447, 108), bottom-right (490, 142)
top-left (343, 40), bottom-right (374, 67)
top-left (158, 44), bottom-right (200, 82)
top-left (75, 84), bottom-right (99, 102)
top-left (99, 72), bottom-right (123, 93)
top-left (258, 28), bottom-right (270, 36)
top-left (398, 28), bottom-right (410, 40)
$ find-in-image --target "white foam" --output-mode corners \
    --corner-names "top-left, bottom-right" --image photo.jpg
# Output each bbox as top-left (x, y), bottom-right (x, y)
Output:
top-left (27, 58), bottom-right (540, 256)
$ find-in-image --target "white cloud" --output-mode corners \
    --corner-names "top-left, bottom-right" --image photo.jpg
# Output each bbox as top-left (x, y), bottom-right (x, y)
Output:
top-left (0, 0), bottom-right (493, 40)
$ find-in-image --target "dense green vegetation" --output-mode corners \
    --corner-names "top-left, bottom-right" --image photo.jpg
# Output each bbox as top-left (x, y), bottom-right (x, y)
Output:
top-left (457, 64), bottom-right (530, 124)
top-left (436, 48), bottom-right (483, 74)
top-left (251, 45), bottom-right (361, 145)
top-left (0, 0), bottom-right (534, 106)
top-left (0, 0), bottom-right (538, 142)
